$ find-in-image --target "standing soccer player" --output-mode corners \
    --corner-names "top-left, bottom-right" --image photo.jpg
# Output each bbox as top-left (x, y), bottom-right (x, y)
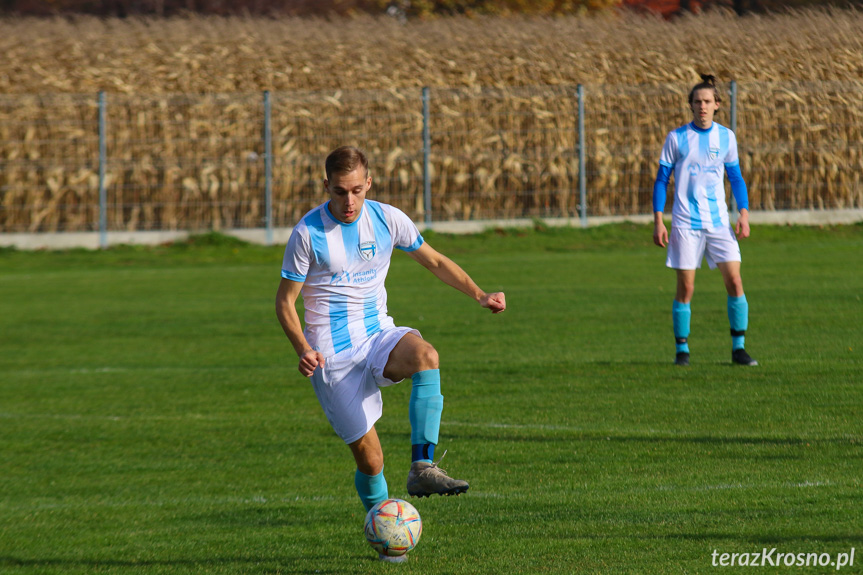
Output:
top-left (652, 75), bottom-right (757, 367)
top-left (276, 146), bottom-right (506, 559)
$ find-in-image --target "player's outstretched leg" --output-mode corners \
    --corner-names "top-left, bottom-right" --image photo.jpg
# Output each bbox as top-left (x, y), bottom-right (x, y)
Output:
top-left (673, 300), bottom-right (691, 366)
top-left (406, 369), bottom-right (469, 498)
top-left (728, 295), bottom-right (758, 366)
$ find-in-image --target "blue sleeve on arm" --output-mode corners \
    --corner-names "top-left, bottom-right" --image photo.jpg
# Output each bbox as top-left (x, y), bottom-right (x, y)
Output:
top-left (652, 164), bottom-right (672, 213)
top-left (396, 235), bottom-right (424, 252)
top-left (726, 163), bottom-right (749, 211)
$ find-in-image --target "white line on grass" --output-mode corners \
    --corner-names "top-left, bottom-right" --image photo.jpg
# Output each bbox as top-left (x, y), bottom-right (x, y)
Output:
top-left (6, 365), bottom-right (279, 376)
top-left (445, 420), bottom-right (587, 432)
top-left (655, 480), bottom-right (833, 492)
top-left (0, 494), bottom-right (347, 512)
top-left (0, 412), bottom-right (246, 421)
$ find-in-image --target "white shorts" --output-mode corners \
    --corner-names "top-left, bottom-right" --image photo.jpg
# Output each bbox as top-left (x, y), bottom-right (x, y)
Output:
top-left (310, 326), bottom-right (420, 445)
top-left (666, 226), bottom-right (741, 270)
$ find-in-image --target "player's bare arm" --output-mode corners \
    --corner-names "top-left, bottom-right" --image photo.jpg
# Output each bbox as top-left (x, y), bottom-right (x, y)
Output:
top-left (653, 212), bottom-right (668, 248)
top-left (735, 208), bottom-right (751, 239)
top-left (406, 242), bottom-right (506, 314)
top-left (275, 277), bottom-right (325, 376)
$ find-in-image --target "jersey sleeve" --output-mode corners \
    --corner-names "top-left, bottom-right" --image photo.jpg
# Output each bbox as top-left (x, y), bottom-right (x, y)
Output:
top-left (387, 206), bottom-right (424, 252)
top-left (723, 130), bottom-right (749, 211)
top-left (658, 131), bottom-right (678, 168)
top-left (726, 164), bottom-right (749, 211)
top-left (652, 164), bottom-right (673, 213)
top-left (281, 223), bottom-right (311, 282)
top-left (723, 129), bottom-right (740, 167)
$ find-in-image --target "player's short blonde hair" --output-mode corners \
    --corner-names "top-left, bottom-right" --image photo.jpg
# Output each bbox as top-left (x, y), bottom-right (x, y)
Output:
top-left (325, 146), bottom-right (369, 180)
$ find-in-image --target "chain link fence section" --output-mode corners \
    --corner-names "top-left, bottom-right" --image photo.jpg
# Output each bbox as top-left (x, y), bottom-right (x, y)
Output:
top-left (269, 87), bottom-right (425, 228)
top-left (1, 82), bottom-right (861, 235)
top-left (103, 92), bottom-right (265, 232)
top-left (737, 81), bottom-right (863, 212)
top-left (0, 94), bottom-right (101, 233)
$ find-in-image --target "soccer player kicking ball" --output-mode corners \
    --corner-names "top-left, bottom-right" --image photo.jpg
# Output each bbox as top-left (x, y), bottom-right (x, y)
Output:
top-left (652, 75), bottom-right (757, 367)
top-left (276, 146), bottom-right (506, 560)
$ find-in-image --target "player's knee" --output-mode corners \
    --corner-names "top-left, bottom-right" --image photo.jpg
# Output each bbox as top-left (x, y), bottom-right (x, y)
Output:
top-left (724, 274), bottom-right (743, 296)
top-left (351, 441), bottom-right (384, 475)
top-left (416, 343), bottom-right (439, 371)
top-left (676, 284), bottom-right (695, 302)
top-left (357, 457), bottom-right (383, 476)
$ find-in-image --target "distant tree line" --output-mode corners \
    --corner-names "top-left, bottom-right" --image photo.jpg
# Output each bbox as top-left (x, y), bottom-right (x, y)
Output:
top-left (0, 0), bottom-right (609, 17)
top-left (0, 0), bottom-right (854, 17)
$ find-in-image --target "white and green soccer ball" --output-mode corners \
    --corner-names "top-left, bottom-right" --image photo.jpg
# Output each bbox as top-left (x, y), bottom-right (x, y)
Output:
top-left (363, 498), bottom-right (423, 557)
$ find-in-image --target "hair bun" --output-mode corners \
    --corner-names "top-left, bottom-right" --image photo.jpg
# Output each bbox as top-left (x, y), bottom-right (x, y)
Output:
top-left (700, 74), bottom-right (717, 85)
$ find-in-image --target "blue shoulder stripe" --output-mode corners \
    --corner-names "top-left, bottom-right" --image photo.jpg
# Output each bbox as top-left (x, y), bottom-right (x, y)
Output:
top-left (365, 201), bottom-right (393, 254)
top-left (718, 125), bottom-right (730, 158)
top-left (305, 208), bottom-right (330, 267)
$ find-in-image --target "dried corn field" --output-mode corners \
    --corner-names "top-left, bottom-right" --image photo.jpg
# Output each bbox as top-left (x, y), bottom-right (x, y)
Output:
top-left (1, 9), bottom-right (862, 232)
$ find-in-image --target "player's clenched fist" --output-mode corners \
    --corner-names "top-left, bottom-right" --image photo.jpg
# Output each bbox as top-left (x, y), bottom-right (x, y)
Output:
top-left (481, 292), bottom-right (506, 314)
top-left (298, 349), bottom-right (325, 377)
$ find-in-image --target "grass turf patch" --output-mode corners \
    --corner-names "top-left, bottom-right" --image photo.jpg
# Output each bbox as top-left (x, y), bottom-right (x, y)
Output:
top-left (1, 223), bottom-right (861, 574)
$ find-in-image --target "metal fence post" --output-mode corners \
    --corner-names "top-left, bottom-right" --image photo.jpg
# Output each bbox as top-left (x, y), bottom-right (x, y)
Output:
top-left (263, 90), bottom-right (273, 246)
top-left (729, 80), bottom-right (738, 214)
top-left (98, 91), bottom-right (107, 249)
top-left (422, 86), bottom-right (431, 225)
top-left (577, 84), bottom-right (587, 227)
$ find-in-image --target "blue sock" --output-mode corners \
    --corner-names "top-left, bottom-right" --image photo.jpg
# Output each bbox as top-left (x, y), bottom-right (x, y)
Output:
top-left (672, 300), bottom-right (691, 354)
top-left (409, 369), bottom-right (443, 464)
top-left (728, 294), bottom-right (749, 351)
top-left (355, 468), bottom-right (388, 513)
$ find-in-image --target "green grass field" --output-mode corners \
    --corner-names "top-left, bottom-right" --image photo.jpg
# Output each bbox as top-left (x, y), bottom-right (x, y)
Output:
top-left (1, 223), bottom-right (861, 574)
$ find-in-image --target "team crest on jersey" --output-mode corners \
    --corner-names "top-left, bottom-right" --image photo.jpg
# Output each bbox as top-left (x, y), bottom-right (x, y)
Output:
top-left (359, 241), bottom-right (377, 261)
top-left (709, 147), bottom-right (720, 160)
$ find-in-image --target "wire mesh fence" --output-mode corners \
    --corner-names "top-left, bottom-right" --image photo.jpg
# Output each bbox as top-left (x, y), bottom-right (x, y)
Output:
top-left (1, 81), bottom-right (861, 235)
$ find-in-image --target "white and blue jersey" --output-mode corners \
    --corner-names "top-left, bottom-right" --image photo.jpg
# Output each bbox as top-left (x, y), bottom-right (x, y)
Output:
top-left (281, 200), bottom-right (424, 358)
top-left (654, 122), bottom-right (749, 230)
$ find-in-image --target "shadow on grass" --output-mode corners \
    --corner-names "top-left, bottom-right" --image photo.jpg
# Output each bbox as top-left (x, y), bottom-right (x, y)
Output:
top-left (590, 360), bottom-right (756, 368)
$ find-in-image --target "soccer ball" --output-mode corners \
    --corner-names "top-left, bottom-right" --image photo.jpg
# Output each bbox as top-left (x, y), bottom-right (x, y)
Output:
top-left (364, 498), bottom-right (422, 557)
